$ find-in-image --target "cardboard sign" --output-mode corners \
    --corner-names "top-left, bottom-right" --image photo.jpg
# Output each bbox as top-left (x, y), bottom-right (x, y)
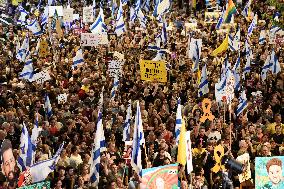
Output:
top-left (108, 60), bottom-right (124, 77)
top-left (108, 33), bottom-right (117, 41)
top-left (63, 8), bottom-right (74, 22)
top-left (200, 98), bottom-right (215, 123)
top-left (80, 33), bottom-right (109, 46)
top-left (204, 12), bottom-right (220, 23)
top-left (140, 60), bottom-right (167, 83)
top-left (39, 40), bottom-right (49, 58)
top-left (236, 153), bottom-right (251, 183)
top-left (83, 6), bottom-right (94, 23)
top-left (48, 6), bottom-right (63, 17)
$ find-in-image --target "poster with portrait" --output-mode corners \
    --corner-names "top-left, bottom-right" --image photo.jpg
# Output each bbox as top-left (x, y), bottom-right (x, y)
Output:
top-left (141, 164), bottom-right (178, 189)
top-left (17, 181), bottom-right (51, 189)
top-left (255, 156), bottom-right (284, 189)
top-left (63, 8), bottom-right (74, 23)
top-left (236, 153), bottom-right (251, 183)
top-left (204, 12), bottom-right (220, 23)
top-left (140, 60), bottom-right (167, 83)
top-left (83, 6), bottom-right (94, 23)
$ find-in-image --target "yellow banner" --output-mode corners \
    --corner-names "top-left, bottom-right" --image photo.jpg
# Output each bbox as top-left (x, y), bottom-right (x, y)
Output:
top-left (140, 60), bottom-right (167, 83)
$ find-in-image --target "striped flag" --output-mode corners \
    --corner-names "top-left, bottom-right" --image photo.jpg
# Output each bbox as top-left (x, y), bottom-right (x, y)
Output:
top-left (90, 110), bottom-right (107, 185)
top-left (175, 98), bottom-right (182, 144)
top-left (259, 30), bottom-right (266, 44)
top-left (72, 49), bottom-right (84, 68)
top-left (137, 8), bottom-right (146, 28)
top-left (123, 102), bottom-right (132, 141)
top-left (153, 0), bottom-right (171, 17)
top-left (236, 90), bottom-right (248, 116)
top-left (233, 54), bottom-right (241, 72)
top-left (216, 7), bottom-right (225, 29)
top-left (233, 71), bottom-right (240, 91)
top-left (44, 94), bottom-right (52, 118)
top-left (224, 0), bottom-right (237, 23)
top-left (30, 143), bottom-right (64, 183)
top-left (161, 22), bottom-right (167, 45)
top-left (241, 0), bottom-right (251, 18)
top-left (247, 14), bottom-right (257, 36)
top-left (19, 58), bottom-right (34, 81)
top-left (229, 28), bottom-right (240, 51)
top-left (115, 4), bottom-right (126, 36)
top-left (143, 0), bottom-right (150, 12)
top-left (40, 6), bottom-right (49, 27)
top-left (90, 8), bottom-right (107, 33)
top-left (261, 54), bottom-right (272, 81)
top-left (17, 123), bottom-right (33, 172)
top-left (26, 19), bottom-right (42, 36)
top-left (131, 101), bottom-right (144, 175)
top-left (243, 40), bottom-right (251, 79)
top-left (198, 64), bottom-right (209, 97)
top-left (17, 5), bottom-right (29, 25)
top-left (16, 37), bottom-right (29, 62)
top-left (152, 49), bottom-right (167, 61)
top-left (190, 39), bottom-right (202, 72)
top-left (111, 75), bottom-right (119, 99)
top-left (270, 49), bottom-right (281, 75)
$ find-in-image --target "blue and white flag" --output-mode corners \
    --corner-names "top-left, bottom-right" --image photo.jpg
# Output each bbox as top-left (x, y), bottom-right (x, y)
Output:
top-left (111, 75), bottom-right (119, 99)
top-left (233, 71), bottom-right (240, 91)
top-left (261, 54), bottom-right (272, 81)
top-left (152, 49), bottom-right (167, 61)
top-left (130, 7), bottom-right (136, 23)
top-left (259, 30), bottom-right (266, 44)
top-left (30, 143), bottom-right (64, 183)
top-left (153, 0), bottom-right (171, 17)
top-left (243, 40), bottom-right (251, 79)
top-left (143, 0), bottom-right (150, 12)
top-left (92, 0), bottom-right (96, 17)
top-left (270, 25), bottom-right (281, 35)
top-left (131, 101), bottom-right (144, 175)
top-left (31, 113), bottom-right (39, 149)
top-left (16, 37), bottom-right (29, 62)
top-left (123, 102), bottom-right (132, 141)
top-left (247, 14), bottom-right (257, 36)
top-left (215, 74), bottom-right (227, 102)
top-left (229, 28), bottom-right (240, 51)
top-left (115, 5), bottom-right (126, 36)
top-left (270, 49), bottom-right (281, 75)
top-left (236, 90), bottom-right (248, 116)
top-left (90, 8), bottom-right (107, 33)
top-left (233, 55), bottom-right (241, 72)
top-left (137, 8), bottom-right (146, 28)
top-left (27, 19), bottom-right (42, 36)
top-left (216, 7), bottom-right (225, 29)
top-left (17, 123), bottom-right (33, 171)
top-left (175, 98), bottom-right (182, 144)
top-left (191, 40), bottom-right (201, 72)
top-left (198, 65), bottom-right (209, 97)
top-left (40, 6), bottom-right (49, 27)
top-left (161, 22), bottom-right (167, 45)
top-left (121, 0), bottom-right (129, 6)
top-left (135, 0), bottom-right (141, 11)
top-left (72, 49), bottom-right (84, 68)
top-left (44, 94), bottom-right (52, 118)
top-left (90, 110), bottom-right (106, 184)
top-left (19, 58), bottom-right (34, 81)
top-left (241, 0), bottom-right (251, 18)
top-left (274, 12), bottom-right (280, 22)
top-left (17, 5), bottom-right (29, 25)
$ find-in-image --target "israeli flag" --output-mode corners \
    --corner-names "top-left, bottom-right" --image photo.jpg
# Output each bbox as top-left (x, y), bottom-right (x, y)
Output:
top-left (135, 0), bottom-right (141, 11)
top-left (153, 0), bottom-right (171, 17)
top-left (115, 5), bottom-right (126, 36)
top-left (30, 143), bottom-right (64, 183)
top-left (233, 55), bottom-right (241, 72)
top-left (215, 71), bottom-right (227, 102)
top-left (198, 64), bottom-right (209, 97)
top-left (121, 0), bottom-right (129, 6)
top-left (16, 37), bottom-right (29, 62)
top-left (243, 40), bottom-right (251, 79)
top-left (123, 102), bottom-right (132, 142)
top-left (40, 6), bottom-right (49, 27)
top-left (161, 22), bottom-right (167, 45)
top-left (90, 8), bottom-right (107, 33)
top-left (233, 71), bottom-right (240, 91)
top-left (148, 35), bottom-right (161, 51)
top-left (31, 113), bottom-right (39, 149)
top-left (270, 49), bottom-right (281, 75)
top-left (92, 0), bottom-right (96, 17)
top-left (274, 12), bottom-right (280, 22)
top-left (48, 0), bottom-right (55, 5)
top-left (17, 5), bottom-right (29, 25)
top-left (143, 0), bottom-right (150, 12)
top-left (111, 75), bottom-right (119, 99)
top-left (270, 25), bottom-right (281, 35)
top-left (72, 49), bottom-right (84, 68)
top-left (131, 101), bottom-right (144, 175)
top-left (130, 7), bottom-right (136, 23)
top-left (27, 19), bottom-right (42, 36)
top-left (137, 8), bottom-right (146, 28)
top-left (259, 30), bottom-right (266, 44)
top-left (17, 123), bottom-right (33, 172)
top-left (175, 98), bottom-right (182, 144)
top-left (192, 40), bottom-right (201, 72)
top-left (236, 90), bottom-right (248, 116)
top-left (261, 55), bottom-right (272, 81)
top-left (216, 7), bottom-right (225, 29)
top-left (241, 0), bottom-right (251, 18)
top-left (229, 28), bottom-right (240, 51)
top-left (152, 49), bottom-right (167, 61)
top-left (34, 39), bottom-right (40, 55)
top-left (247, 14), bottom-right (257, 36)
top-left (44, 94), bottom-right (52, 118)
top-left (90, 110), bottom-right (106, 184)
top-left (19, 58), bottom-right (34, 81)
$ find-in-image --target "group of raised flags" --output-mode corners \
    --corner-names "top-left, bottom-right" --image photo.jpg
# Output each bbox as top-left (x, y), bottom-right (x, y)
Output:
top-left (216, 0), bottom-right (237, 29)
top-left (90, 7), bottom-right (107, 33)
top-left (228, 28), bottom-right (240, 52)
top-left (261, 49), bottom-right (281, 81)
top-left (115, 2), bottom-right (126, 36)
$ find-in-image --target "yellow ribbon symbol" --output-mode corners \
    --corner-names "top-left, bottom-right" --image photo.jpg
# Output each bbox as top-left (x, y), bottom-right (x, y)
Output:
top-left (200, 98), bottom-right (215, 123)
top-left (212, 145), bottom-right (225, 173)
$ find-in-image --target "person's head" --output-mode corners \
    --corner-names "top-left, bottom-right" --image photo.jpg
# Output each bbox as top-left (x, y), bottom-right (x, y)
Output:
top-left (199, 127), bottom-right (206, 137)
top-left (163, 157), bottom-right (171, 165)
top-left (274, 114), bottom-right (281, 124)
top-left (275, 125), bottom-right (282, 135)
top-left (1, 139), bottom-right (15, 177)
top-left (261, 145), bottom-right (270, 157)
top-left (266, 158), bottom-right (282, 185)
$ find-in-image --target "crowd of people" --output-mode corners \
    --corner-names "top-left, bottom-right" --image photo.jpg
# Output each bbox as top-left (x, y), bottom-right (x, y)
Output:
top-left (0, 0), bottom-right (283, 188)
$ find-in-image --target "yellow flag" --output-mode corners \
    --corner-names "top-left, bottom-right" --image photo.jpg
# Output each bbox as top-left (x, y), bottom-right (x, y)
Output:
top-left (177, 118), bottom-right (187, 166)
top-left (197, 69), bottom-right (201, 85)
top-left (56, 19), bottom-right (63, 38)
top-left (211, 35), bottom-right (228, 56)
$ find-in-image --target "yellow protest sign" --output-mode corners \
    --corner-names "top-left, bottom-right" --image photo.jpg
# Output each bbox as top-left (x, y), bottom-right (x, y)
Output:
top-left (140, 60), bottom-right (167, 83)
top-left (39, 40), bottom-right (49, 58)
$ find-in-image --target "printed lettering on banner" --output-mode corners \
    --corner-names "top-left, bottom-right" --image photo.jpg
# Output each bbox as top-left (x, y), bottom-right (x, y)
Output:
top-left (63, 8), bottom-right (74, 22)
top-left (48, 6), bottom-right (63, 17)
top-left (81, 33), bottom-right (109, 46)
top-left (83, 6), bottom-right (94, 23)
top-left (204, 12), bottom-right (220, 23)
top-left (140, 60), bottom-right (167, 83)
top-left (108, 60), bottom-right (124, 77)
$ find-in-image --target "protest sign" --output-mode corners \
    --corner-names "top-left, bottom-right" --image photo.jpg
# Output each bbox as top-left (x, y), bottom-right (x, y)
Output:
top-left (255, 156), bottom-right (284, 189)
top-left (140, 60), bottom-right (167, 83)
top-left (108, 33), bottom-right (117, 41)
top-left (73, 14), bottom-right (80, 21)
top-left (63, 8), bottom-right (74, 22)
top-left (236, 153), bottom-right (251, 183)
top-left (83, 6), bottom-right (94, 23)
top-left (17, 181), bottom-right (50, 189)
top-left (81, 33), bottom-right (109, 46)
top-left (108, 60), bottom-right (124, 77)
top-left (48, 6), bottom-right (63, 17)
top-left (185, 22), bottom-right (198, 29)
top-left (141, 164), bottom-right (178, 189)
top-left (204, 12), bottom-right (220, 23)
top-left (39, 40), bottom-right (49, 58)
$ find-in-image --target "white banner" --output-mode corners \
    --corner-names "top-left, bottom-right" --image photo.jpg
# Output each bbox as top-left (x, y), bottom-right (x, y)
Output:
top-left (48, 6), bottom-right (63, 17)
top-left (80, 33), bottom-right (109, 46)
top-left (63, 8), bottom-right (74, 22)
top-left (83, 6), bottom-right (94, 23)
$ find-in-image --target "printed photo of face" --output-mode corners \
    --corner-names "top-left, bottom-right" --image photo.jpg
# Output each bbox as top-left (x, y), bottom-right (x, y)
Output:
top-left (268, 165), bottom-right (282, 185)
top-left (1, 139), bottom-right (15, 178)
